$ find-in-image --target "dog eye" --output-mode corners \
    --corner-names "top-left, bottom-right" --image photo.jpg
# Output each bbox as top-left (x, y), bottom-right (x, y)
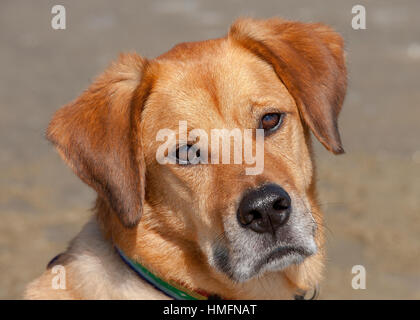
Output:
top-left (260, 113), bottom-right (284, 133)
top-left (174, 144), bottom-right (200, 165)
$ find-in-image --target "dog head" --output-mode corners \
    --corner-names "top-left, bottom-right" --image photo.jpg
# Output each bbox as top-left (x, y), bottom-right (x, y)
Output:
top-left (47, 18), bottom-right (346, 289)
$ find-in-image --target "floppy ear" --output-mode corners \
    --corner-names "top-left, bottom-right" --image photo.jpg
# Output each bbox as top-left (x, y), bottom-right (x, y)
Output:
top-left (47, 53), bottom-right (150, 227)
top-left (229, 18), bottom-right (347, 154)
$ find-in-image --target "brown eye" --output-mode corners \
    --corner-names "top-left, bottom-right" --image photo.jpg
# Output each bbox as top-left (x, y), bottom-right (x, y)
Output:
top-left (260, 113), bottom-right (284, 133)
top-left (173, 144), bottom-right (200, 165)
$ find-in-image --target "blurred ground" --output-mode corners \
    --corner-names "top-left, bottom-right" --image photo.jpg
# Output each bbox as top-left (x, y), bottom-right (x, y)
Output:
top-left (0, 0), bottom-right (419, 299)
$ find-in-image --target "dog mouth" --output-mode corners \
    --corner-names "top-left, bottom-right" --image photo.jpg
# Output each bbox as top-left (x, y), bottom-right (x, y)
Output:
top-left (210, 235), bottom-right (317, 282)
top-left (266, 246), bottom-right (311, 262)
top-left (253, 245), bottom-right (314, 274)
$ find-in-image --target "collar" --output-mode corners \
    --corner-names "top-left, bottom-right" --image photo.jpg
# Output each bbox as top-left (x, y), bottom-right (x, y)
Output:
top-left (116, 246), bottom-right (318, 300)
top-left (115, 246), bottom-right (219, 300)
top-left (294, 283), bottom-right (320, 300)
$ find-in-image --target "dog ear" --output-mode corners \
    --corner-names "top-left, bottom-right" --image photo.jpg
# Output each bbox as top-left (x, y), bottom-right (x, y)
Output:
top-left (229, 18), bottom-right (347, 154)
top-left (47, 53), bottom-right (151, 227)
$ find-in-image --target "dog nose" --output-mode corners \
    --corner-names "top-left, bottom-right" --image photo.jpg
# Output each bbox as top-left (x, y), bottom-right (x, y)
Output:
top-left (237, 184), bottom-right (291, 234)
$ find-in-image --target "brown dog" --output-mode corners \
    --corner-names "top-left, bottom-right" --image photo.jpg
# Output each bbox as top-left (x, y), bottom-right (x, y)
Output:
top-left (25, 17), bottom-right (346, 300)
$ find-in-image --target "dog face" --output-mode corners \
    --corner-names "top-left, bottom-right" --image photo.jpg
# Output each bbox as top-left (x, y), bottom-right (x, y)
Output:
top-left (47, 18), bottom-right (346, 286)
top-left (142, 45), bottom-right (319, 282)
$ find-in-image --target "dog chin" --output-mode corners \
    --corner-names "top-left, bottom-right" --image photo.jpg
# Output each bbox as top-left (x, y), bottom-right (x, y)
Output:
top-left (230, 244), bottom-right (317, 283)
top-left (256, 251), bottom-right (307, 276)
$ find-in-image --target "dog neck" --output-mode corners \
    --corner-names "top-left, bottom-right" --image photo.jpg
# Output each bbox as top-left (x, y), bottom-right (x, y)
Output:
top-left (115, 245), bottom-right (222, 300)
top-left (95, 196), bottom-right (319, 299)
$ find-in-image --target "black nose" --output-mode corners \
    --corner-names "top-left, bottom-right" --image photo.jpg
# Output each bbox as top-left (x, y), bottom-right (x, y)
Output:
top-left (237, 184), bottom-right (291, 234)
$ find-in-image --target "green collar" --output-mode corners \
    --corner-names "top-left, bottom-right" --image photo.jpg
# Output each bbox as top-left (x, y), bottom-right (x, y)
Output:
top-left (116, 246), bottom-right (215, 300)
top-left (116, 246), bottom-right (319, 300)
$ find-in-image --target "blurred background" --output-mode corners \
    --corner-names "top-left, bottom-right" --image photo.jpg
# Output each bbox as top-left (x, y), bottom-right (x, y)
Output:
top-left (1, 0), bottom-right (419, 299)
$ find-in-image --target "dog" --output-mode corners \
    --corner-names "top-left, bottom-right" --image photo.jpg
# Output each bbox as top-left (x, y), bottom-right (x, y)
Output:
top-left (25, 17), bottom-right (347, 300)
